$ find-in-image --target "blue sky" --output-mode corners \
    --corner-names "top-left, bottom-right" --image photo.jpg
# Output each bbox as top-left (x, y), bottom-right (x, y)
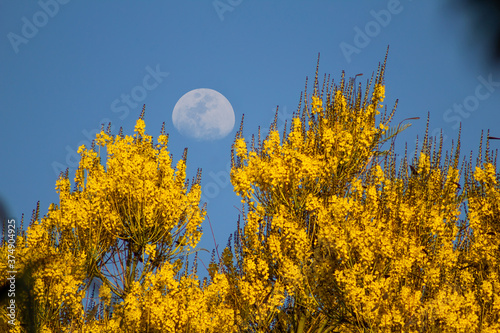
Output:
top-left (1, 1), bottom-right (500, 270)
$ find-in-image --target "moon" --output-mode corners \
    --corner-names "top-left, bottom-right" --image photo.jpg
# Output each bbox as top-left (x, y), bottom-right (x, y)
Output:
top-left (172, 88), bottom-right (235, 141)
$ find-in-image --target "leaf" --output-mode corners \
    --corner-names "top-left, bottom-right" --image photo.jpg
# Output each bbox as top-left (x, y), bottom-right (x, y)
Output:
top-left (377, 123), bottom-right (412, 146)
top-left (410, 165), bottom-right (418, 176)
top-left (373, 150), bottom-right (390, 157)
top-left (85, 305), bottom-right (99, 321)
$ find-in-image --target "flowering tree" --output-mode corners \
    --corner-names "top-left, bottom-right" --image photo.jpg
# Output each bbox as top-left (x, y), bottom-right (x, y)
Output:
top-left (1, 55), bottom-right (499, 332)
top-left (0, 109), bottom-right (235, 332)
top-left (226, 55), bottom-right (500, 332)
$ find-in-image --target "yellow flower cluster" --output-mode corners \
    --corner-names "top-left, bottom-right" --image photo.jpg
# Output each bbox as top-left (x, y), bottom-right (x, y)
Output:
top-left (0, 116), bottom-right (234, 332)
top-left (1, 59), bottom-right (499, 332)
top-left (227, 59), bottom-right (500, 331)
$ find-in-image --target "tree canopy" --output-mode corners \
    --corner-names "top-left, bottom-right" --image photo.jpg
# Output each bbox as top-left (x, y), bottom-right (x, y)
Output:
top-left (1, 55), bottom-right (499, 332)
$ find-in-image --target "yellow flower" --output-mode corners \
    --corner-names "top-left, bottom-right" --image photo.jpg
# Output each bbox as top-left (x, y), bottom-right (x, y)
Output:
top-left (311, 95), bottom-right (323, 114)
top-left (134, 118), bottom-right (146, 136)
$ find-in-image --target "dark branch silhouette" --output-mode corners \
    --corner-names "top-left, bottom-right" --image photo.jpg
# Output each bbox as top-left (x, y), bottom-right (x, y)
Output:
top-left (454, 0), bottom-right (500, 67)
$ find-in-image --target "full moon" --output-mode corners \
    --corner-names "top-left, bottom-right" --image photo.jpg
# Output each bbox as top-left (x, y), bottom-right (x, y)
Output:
top-left (172, 88), bottom-right (235, 141)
